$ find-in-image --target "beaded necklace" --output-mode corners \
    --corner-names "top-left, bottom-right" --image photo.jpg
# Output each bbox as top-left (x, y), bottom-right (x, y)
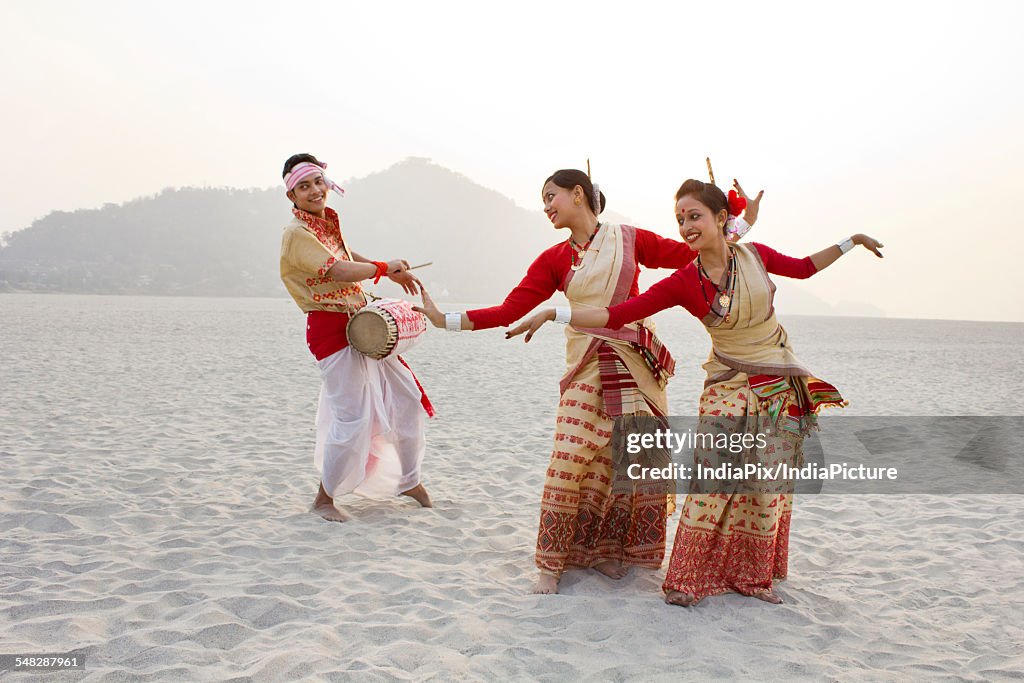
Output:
top-left (569, 223), bottom-right (602, 271)
top-left (696, 250), bottom-right (737, 322)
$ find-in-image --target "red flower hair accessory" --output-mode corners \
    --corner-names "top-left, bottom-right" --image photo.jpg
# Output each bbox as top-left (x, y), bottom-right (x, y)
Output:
top-left (727, 189), bottom-right (747, 217)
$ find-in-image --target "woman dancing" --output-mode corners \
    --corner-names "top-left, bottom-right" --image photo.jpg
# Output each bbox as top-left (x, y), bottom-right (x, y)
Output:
top-left (508, 178), bottom-right (883, 604)
top-left (416, 169), bottom-right (760, 594)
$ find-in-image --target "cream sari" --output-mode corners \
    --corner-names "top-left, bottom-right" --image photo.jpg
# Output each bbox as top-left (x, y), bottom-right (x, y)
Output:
top-left (535, 224), bottom-right (675, 576)
top-left (663, 243), bottom-right (844, 599)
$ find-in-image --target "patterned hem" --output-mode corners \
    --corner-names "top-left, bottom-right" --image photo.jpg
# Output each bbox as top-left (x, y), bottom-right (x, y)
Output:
top-left (662, 509), bottom-right (791, 601)
top-left (662, 571), bottom-right (789, 600)
top-left (538, 555), bottom-right (665, 575)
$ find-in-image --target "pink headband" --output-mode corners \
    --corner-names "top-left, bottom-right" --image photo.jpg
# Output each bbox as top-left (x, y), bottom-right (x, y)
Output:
top-left (284, 161), bottom-right (345, 197)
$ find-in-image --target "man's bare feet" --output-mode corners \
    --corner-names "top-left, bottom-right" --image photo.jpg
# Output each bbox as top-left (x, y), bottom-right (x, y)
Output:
top-left (531, 573), bottom-right (559, 595)
top-left (401, 483), bottom-right (433, 508)
top-left (312, 482), bottom-right (350, 522)
top-left (750, 588), bottom-right (783, 604)
top-left (593, 560), bottom-right (629, 580)
top-left (664, 590), bottom-right (701, 607)
top-left (313, 503), bottom-right (352, 522)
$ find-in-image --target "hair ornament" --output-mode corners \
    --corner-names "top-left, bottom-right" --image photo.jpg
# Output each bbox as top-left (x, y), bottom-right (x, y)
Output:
top-left (727, 189), bottom-right (747, 217)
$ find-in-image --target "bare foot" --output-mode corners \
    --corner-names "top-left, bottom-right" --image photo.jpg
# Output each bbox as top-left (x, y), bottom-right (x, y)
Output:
top-left (664, 590), bottom-right (701, 607)
top-left (531, 574), bottom-right (559, 595)
top-left (313, 503), bottom-right (352, 522)
top-left (751, 588), bottom-right (783, 604)
top-left (312, 482), bottom-right (350, 522)
top-left (593, 560), bottom-right (629, 580)
top-left (401, 484), bottom-right (433, 508)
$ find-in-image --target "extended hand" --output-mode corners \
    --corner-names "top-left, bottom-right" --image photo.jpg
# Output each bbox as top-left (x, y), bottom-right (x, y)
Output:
top-left (732, 179), bottom-right (764, 226)
top-left (412, 287), bottom-right (446, 328)
top-left (505, 310), bottom-right (554, 343)
top-left (853, 234), bottom-right (885, 258)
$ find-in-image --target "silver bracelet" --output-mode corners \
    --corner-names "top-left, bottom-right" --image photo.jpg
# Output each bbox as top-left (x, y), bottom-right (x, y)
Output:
top-left (444, 312), bottom-right (462, 331)
top-left (553, 306), bottom-right (571, 324)
top-left (837, 237), bottom-right (854, 254)
top-left (732, 216), bottom-right (751, 239)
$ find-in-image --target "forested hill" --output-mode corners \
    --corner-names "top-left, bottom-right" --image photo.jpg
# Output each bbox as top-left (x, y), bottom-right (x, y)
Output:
top-left (0, 158), bottom-right (565, 301)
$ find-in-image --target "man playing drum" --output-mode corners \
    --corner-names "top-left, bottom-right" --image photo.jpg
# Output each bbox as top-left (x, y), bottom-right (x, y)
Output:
top-left (279, 153), bottom-right (433, 521)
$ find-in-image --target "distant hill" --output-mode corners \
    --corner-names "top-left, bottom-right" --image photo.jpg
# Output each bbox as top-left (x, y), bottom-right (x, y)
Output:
top-left (0, 158), bottom-right (886, 318)
top-left (0, 158), bottom-right (563, 302)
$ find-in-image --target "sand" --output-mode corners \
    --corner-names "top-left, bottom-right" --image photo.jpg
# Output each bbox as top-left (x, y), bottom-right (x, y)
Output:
top-left (1, 294), bottom-right (1022, 681)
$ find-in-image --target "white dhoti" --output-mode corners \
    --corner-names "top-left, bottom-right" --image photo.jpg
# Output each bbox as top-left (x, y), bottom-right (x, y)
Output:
top-left (314, 347), bottom-right (426, 498)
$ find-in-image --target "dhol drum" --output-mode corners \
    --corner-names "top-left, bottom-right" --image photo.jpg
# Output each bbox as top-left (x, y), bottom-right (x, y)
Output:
top-left (346, 298), bottom-right (428, 360)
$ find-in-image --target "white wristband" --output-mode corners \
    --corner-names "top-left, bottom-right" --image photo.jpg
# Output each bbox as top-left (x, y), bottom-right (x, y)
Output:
top-left (731, 215), bottom-right (751, 240)
top-left (838, 237), bottom-right (854, 254)
top-left (445, 312), bottom-right (462, 331)
top-left (553, 306), bottom-right (571, 324)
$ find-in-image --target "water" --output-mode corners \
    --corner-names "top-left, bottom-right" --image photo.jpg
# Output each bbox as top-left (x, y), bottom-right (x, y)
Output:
top-left (2, 294), bottom-right (1022, 454)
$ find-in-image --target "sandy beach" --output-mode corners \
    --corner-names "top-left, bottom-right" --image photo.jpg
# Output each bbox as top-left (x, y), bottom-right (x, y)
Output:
top-left (2, 294), bottom-right (1023, 681)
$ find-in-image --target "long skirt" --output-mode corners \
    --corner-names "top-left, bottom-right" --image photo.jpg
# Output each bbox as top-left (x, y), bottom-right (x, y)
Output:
top-left (314, 347), bottom-right (426, 498)
top-left (535, 356), bottom-right (669, 576)
top-left (662, 375), bottom-right (801, 599)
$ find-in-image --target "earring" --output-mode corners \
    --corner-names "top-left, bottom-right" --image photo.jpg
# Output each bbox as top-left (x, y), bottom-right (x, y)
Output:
top-left (574, 198), bottom-right (582, 206)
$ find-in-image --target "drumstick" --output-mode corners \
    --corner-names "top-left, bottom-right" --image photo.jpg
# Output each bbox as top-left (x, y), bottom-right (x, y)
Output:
top-left (391, 261), bottom-right (433, 273)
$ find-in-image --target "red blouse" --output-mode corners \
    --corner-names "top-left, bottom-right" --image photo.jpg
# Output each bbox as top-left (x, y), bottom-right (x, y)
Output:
top-left (606, 243), bottom-right (817, 329)
top-left (466, 227), bottom-right (696, 330)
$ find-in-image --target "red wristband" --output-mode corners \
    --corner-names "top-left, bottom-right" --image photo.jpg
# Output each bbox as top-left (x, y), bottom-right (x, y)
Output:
top-left (372, 261), bottom-right (388, 284)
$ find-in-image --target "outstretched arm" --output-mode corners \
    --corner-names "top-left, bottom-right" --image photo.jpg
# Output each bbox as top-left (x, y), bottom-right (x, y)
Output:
top-left (414, 250), bottom-right (560, 332)
top-left (415, 287), bottom-right (477, 331)
top-left (809, 234), bottom-right (884, 271)
top-left (504, 305), bottom-right (610, 343)
top-left (506, 268), bottom-right (691, 342)
top-left (752, 234), bottom-right (884, 280)
top-left (753, 232), bottom-right (888, 280)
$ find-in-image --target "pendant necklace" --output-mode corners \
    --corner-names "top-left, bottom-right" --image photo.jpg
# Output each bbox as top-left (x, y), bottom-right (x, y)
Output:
top-left (697, 251), bottom-right (736, 322)
top-left (569, 223), bottom-right (601, 271)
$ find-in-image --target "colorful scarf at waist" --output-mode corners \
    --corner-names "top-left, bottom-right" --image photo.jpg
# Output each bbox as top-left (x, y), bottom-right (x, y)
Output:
top-left (746, 374), bottom-right (846, 436)
top-left (594, 340), bottom-right (672, 418)
top-left (563, 323), bottom-right (675, 390)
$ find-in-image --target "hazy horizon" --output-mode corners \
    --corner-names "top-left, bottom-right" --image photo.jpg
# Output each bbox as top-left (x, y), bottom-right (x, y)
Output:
top-left (2, 155), bottom-right (1022, 323)
top-left (3, 1), bottom-right (1022, 322)
top-left (9, 290), bottom-right (1024, 327)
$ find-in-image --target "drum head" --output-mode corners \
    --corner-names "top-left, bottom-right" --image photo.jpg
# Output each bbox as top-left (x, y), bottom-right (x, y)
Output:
top-left (347, 310), bottom-right (392, 359)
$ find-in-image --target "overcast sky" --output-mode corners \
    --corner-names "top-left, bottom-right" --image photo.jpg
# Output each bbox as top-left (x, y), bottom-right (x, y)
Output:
top-left (2, 0), bottom-right (1022, 321)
